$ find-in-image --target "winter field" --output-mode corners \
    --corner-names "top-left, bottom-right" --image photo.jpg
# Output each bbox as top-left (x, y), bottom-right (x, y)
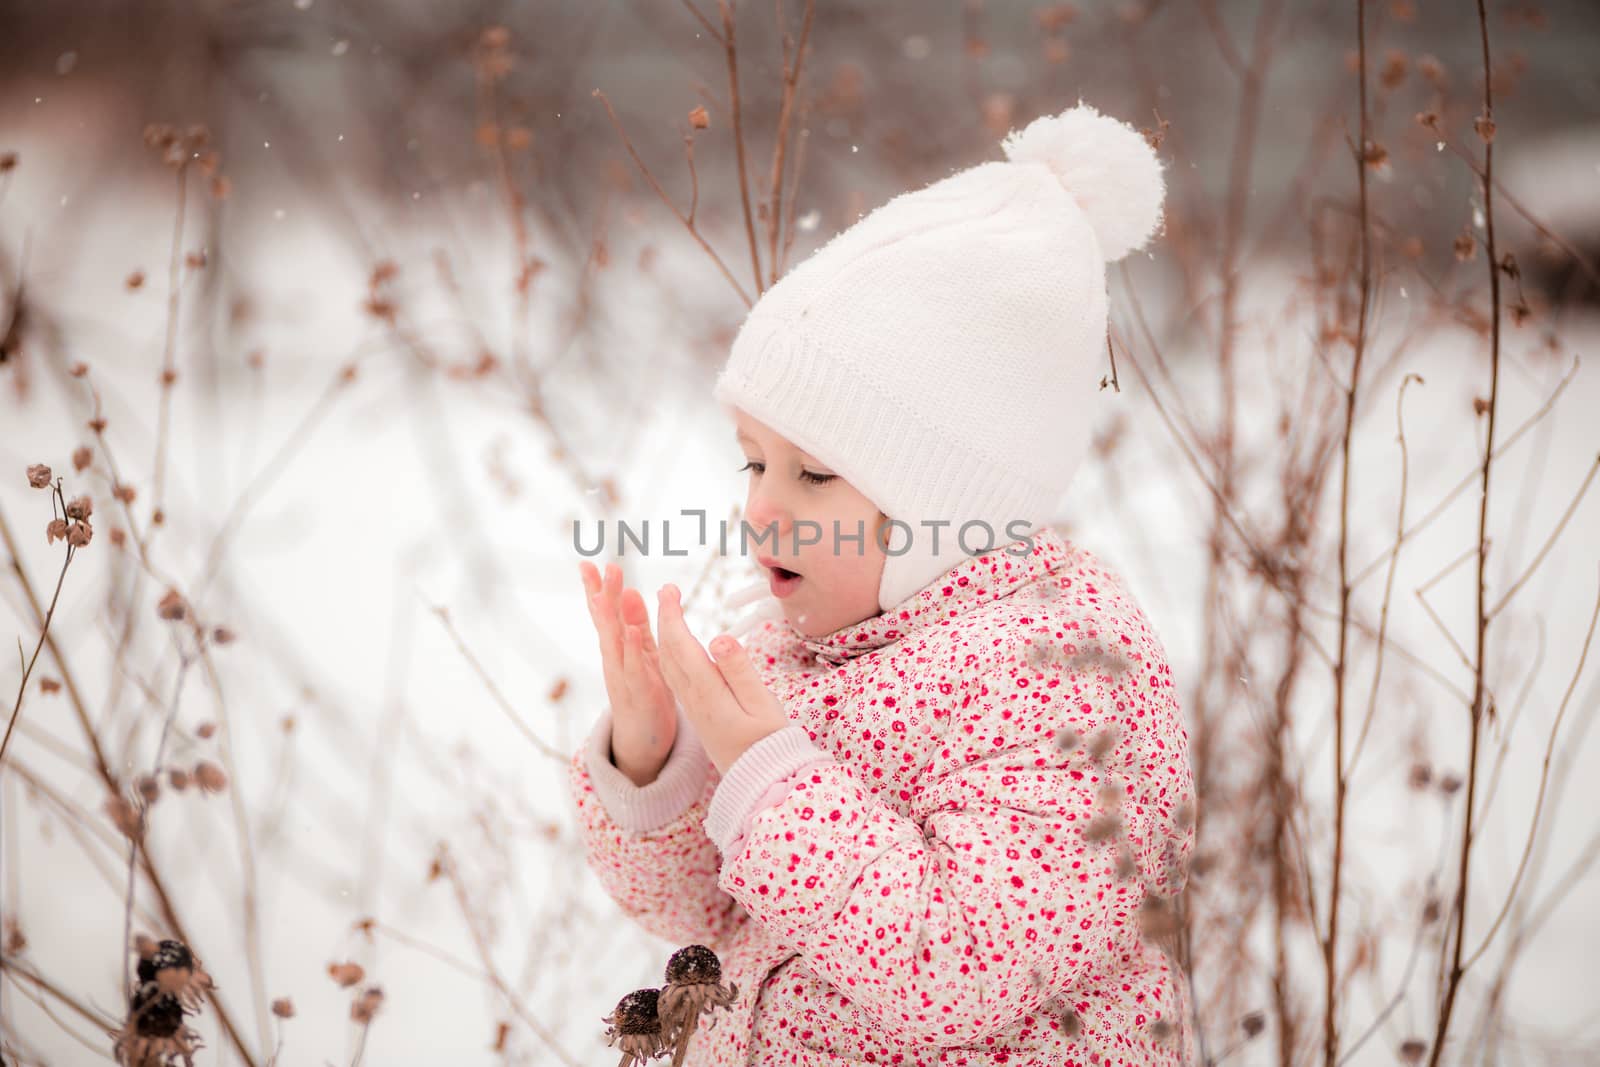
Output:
top-left (1, 3), bottom-right (1598, 1065)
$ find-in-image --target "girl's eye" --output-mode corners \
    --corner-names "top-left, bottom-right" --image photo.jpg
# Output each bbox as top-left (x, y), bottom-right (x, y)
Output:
top-left (738, 461), bottom-right (836, 486)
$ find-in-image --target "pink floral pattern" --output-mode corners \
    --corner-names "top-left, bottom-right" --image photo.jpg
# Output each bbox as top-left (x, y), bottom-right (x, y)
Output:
top-left (568, 526), bottom-right (1197, 1065)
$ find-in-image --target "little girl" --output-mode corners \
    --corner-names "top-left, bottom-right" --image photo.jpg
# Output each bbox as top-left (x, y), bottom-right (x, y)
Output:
top-left (569, 102), bottom-right (1196, 1066)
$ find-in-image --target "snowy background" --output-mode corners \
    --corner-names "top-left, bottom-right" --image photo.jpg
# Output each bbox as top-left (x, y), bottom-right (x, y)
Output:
top-left (1, 2), bottom-right (1598, 1065)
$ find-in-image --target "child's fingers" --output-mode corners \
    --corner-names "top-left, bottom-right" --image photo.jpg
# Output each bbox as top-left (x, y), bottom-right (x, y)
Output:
top-left (619, 588), bottom-right (665, 659)
top-left (709, 635), bottom-right (775, 720)
top-left (578, 560), bottom-right (601, 597)
top-left (602, 562), bottom-right (625, 625)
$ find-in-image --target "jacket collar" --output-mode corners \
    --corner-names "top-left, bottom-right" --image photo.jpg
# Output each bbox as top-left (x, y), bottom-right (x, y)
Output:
top-left (796, 525), bottom-right (1072, 667)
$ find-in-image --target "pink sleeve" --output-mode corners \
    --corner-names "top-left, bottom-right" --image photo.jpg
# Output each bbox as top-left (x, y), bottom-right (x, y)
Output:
top-left (703, 725), bottom-right (834, 858)
top-left (568, 703), bottom-right (748, 947)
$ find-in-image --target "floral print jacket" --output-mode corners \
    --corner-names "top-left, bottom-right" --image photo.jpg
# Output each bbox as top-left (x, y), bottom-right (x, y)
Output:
top-left (567, 526), bottom-right (1197, 1065)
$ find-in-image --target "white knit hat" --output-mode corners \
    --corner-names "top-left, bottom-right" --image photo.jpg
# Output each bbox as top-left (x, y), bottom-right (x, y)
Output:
top-left (713, 100), bottom-right (1166, 611)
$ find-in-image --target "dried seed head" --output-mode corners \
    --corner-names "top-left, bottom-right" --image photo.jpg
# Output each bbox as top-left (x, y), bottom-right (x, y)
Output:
top-left (328, 961), bottom-right (364, 988)
top-left (212, 626), bottom-right (236, 645)
top-left (65, 495), bottom-right (92, 520)
top-left (1095, 781), bottom-right (1124, 811)
top-left (1455, 230), bottom-right (1477, 262)
top-left (193, 761), bottom-right (228, 793)
top-left (1438, 773), bottom-right (1462, 796)
top-left (1473, 113), bottom-right (1495, 144)
top-left (1058, 1007), bottom-right (1081, 1038)
top-left (156, 588), bottom-right (187, 621)
top-left (271, 997), bottom-right (295, 1019)
top-left (137, 775), bottom-right (160, 804)
top-left (72, 446), bottom-right (92, 472)
top-left (168, 767), bottom-right (191, 791)
top-left (105, 795), bottom-right (143, 840)
top-left (605, 987), bottom-right (662, 1036)
top-left (1242, 1010), bottom-right (1266, 1038)
top-left (0, 152), bottom-right (16, 173)
top-left (196, 722), bottom-right (216, 740)
top-left (1149, 1018), bottom-right (1174, 1042)
top-left (665, 944), bottom-right (722, 986)
top-left (1399, 1038), bottom-right (1427, 1063)
top-left (1054, 727), bottom-right (1080, 753)
top-left (39, 676), bottom-right (61, 694)
top-left (26, 464), bottom-right (51, 488)
top-left (688, 105), bottom-right (710, 130)
top-left (130, 986), bottom-right (185, 1038)
top-left (67, 521), bottom-right (93, 548)
top-left (1421, 897), bottom-right (1442, 925)
top-left (351, 986), bottom-right (384, 1024)
top-left (1408, 763), bottom-right (1432, 789)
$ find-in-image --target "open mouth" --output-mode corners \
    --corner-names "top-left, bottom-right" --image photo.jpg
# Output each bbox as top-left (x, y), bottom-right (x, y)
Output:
top-left (759, 558), bottom-right (805, 598)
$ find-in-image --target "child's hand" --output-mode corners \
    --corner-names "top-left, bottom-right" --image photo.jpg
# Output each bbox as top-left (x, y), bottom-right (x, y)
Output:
top-left (579, 561), bottom-right (679, 787)
top-left (654, 583), bottom-right (791, 776)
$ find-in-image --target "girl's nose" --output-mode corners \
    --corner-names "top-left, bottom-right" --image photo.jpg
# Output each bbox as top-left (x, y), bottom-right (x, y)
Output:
top-left (744, 490), bottom-right (790, 539)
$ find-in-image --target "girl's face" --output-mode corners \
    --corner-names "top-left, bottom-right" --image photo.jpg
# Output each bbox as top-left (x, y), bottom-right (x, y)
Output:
top-left (733, 409), bottom-right (886, 639)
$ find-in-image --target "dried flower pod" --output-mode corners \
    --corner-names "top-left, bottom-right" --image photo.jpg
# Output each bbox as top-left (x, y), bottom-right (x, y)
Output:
top-left (72, 446), bottom-right (93, 472)
top-left (67, 520), bottom-right (94, 548)
top-left (137, 775), bottom-right (161, 804)
top-left (659, 945), bottom-right (739, 1059)
top-left (46, 518), bottom-right (68, 545)
top-left (602, 987), bottom-right (671, 1064)
top-left (26, 464), bottom-right (51, 488)
top-left (110, 983), bottom-right (204, 1067)
top-left (328, 961), bottom-right (365, 988)
top-left (688, 105), bottom-right (710, 130)
top-left (271, 997), bottom-right (295, 1019)
top-left (1241, 1010), bottom-right (1266, 1038)
top-left (193, 761), bottom-right (228, 794)
top-left (157, 588), bottom-right (187, 621)
top-left (105, 795), bottom-right (143, 840)
top-left (351, 986), bottom-right (384, 1024)
top-left (168, 767), bottom-right (191, 792)
top-left (136, 939), bottom-right (215, 1013)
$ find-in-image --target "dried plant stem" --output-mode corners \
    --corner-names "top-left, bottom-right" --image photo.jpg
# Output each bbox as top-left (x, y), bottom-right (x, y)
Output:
top-left (1459, 569), bottom-right (1599, 973)
top-left (1349, 354), bottom-right (1580, 589)
top-left (591, 88), bottom-right (752, 308)
top-left (430, 605), bottom-right (566, 763)
top-left (1346, 374), bottom-right (1425, 774)
top-left (670, 1003), bottom-right (701, 1066)
top-left (0, 507), bottom-right (77, 768)
top-left (1427, 3), bottom-right (1501, 1061)
top-left (763, 0), bottom-right (814, 289)
top-left (716, 0), bottom-right (764, 298)
top-left (1323, 1), bottom-right (1375, 1059)
top-left (436, 846), bottom-right (581, 1066)
top-left (150, 162), bottom-right (189, 524)
top-left (0, 503), bottom-right (262, 1067)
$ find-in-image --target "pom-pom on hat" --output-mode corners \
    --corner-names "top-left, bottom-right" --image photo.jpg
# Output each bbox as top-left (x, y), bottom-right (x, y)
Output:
top-left (714, 100), bottom-right (1166, 612)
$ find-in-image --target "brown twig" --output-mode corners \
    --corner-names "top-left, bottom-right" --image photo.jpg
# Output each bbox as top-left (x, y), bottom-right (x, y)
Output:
top-left (1427, 3), bottom-right (1502, 1061)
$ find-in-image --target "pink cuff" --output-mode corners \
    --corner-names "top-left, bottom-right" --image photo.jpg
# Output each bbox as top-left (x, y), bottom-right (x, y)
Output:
top-left (704, 725), bottom-right (832, 857)
top-left (581, 704), bottom-right (712, 832)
